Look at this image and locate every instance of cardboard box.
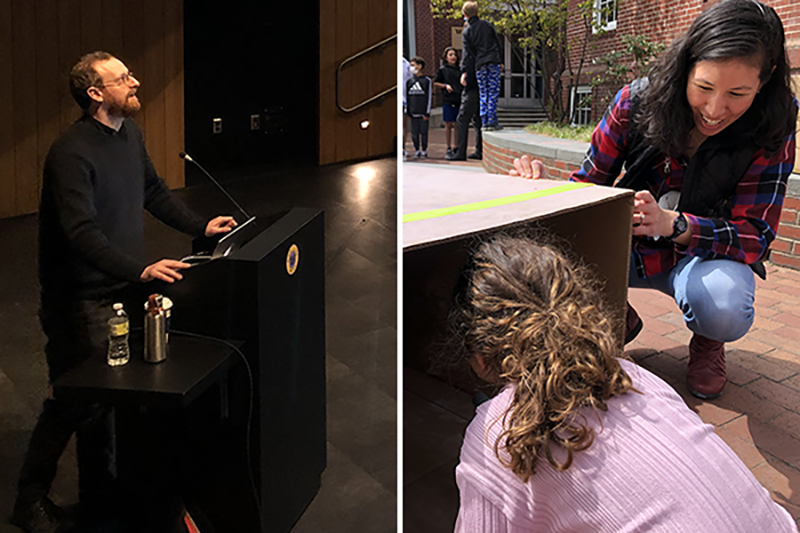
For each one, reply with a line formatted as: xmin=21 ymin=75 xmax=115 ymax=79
xmin=403 ymin=166 xmax=634 ymax=380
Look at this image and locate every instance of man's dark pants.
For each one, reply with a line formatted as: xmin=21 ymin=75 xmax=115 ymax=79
xmin=17 ymin=296 xmax=119 ymax=516
xmin=455 ymin=88 xmax=482 ymax=158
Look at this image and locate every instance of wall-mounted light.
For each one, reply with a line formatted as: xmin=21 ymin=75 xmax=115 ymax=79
xmin=360 ymin=120 xmax=370 ymax=130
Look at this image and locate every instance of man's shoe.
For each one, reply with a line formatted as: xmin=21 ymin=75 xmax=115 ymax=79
xmin=413 ymin=150 xmax=422 ymax=159
xmin=624 ymin=302 xmax=643 ymax=345
xmin=446 ymin=148 xmax=454 ymax=157
xmin=10 ymin=498 xmax=65 ymax=533
xmin=687 ymin=334 xmax=727 ymax=399
xmin=445 ymin=152 xmax=466 ymax=161
xmin=482 ymin=124 xmax=496 ymax=132
xmin=420 ymin=151 xmax=428 ymax=159
xmin=467 ymin=151 xmax=482 ymax=160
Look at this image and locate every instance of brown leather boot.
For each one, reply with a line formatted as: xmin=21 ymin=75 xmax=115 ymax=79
xmin=625 ymin=302 xmax=643 ymax=345
xmin=687 ymin=333 xmax=727 ymax=399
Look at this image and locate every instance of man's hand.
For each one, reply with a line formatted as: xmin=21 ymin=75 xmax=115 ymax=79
xmin=140 ymin=259 xmax=191 ymax=283
xmin=510 ymin=155 xmax=548 ymax=179
xmin=460 ymin=73 xmax=467 ymax=86
xmin=446 ymin=84 xmax=454 ymax=93
xmin=205 ymin=216 xmax=237 ymax=237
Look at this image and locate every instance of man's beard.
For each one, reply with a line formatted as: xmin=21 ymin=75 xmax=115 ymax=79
xmin=108 ymin=93 xmax=141 ymax=117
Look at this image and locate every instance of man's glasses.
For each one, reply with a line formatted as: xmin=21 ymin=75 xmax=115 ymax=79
xmin=101 ymin=71 xmax=136 ymax=88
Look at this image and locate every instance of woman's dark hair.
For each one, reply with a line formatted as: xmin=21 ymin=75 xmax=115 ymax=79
xmin=638 ymin=0 xmax=796 ymax=155
xmin=442 ymin=46 xmax=458 ymax=62
xmin=452 ymin=235 xmax=634 ymax=482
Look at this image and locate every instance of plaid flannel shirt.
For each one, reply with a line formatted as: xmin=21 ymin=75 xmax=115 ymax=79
xmin=571 ymin=84 xmax=797 ymax=279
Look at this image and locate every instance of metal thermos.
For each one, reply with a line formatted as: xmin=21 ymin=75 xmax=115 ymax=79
xmin=144 ymin=294 xmax=168 ymax=363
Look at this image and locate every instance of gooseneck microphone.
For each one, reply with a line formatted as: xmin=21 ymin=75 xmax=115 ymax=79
xmin=179 ymin=151 xmax=252 ymax=222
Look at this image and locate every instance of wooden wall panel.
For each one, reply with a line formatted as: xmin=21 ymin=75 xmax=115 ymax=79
xmin=58 ymin=0 xmax=83 ymax=132
xmin=35 ymin=3 xmax=60 ymax=200
xmin=12 ymin=1 xmax=39 ymax=215
xmin=334 ymin=0 xmax=354 ymax=163
xmin=143 ymin=0 xmax=166 ymax=187
xmin=163 ymin=1 xmax=184 ymax=190
xmin=122 ymin=1 xmax=146 ymax=133
xmin=319 ymin=0 xmax=397 ymax=165
xmin=101 ymin=0 xmax=124 ymax=56
xmin=0 ymin=0 xmax=185 ymax=219
xmin=80 ymin=0 xmax=104 ymax=54
xmin=319 ymin=1 xmax=337 ymax=165
xmin=0 ymin=0 xmax=15 ymax=217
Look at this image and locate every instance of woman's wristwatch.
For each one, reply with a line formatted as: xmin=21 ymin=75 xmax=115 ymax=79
xmin=668 ymin=213 xmax=688 ymax=241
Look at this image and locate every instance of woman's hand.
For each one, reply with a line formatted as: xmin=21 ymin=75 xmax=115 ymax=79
xmin=510 ymin=154 xmax=548 ymax=179
xmin=632 ymin=191 xmax=676 ymax=239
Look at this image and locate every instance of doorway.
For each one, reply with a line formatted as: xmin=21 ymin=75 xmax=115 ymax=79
xmin=498 ymin=36 xmax=541 ymax=108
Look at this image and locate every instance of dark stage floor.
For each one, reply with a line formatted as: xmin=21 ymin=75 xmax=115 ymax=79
xmin=0 ymin=157 xmax=397 ymax=532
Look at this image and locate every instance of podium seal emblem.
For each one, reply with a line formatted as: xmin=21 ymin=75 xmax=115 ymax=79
xmin=286 ymin=244 xmax=299 ymax=275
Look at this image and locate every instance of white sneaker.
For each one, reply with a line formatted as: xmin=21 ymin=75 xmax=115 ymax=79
xmin=420 ymin=151 xmax=428 ymax=159
xmin=414 ymin=150 xmax=422 ymax=159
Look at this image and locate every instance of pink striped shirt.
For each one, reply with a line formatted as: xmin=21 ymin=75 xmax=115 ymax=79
xmin=455 ymin=359 xmax=797 ymax=532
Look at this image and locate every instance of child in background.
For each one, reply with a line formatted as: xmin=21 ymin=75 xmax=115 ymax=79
xmin=405 ymin=57 xmax=432 ymax=159
xmin=433 ymin=47 xmax=462 ymax=157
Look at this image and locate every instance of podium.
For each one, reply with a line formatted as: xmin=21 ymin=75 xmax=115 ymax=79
xmin=161 ymin=207 xmax=326 ymax=533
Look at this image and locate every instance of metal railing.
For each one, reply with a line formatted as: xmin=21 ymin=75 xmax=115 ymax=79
xmin=336 ymin=34 xmax=397 ymax=113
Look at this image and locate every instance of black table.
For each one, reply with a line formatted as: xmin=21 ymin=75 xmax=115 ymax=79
xmin=52 ymin=334 xmax=243 ymax=532
xmin=53 ymin=334 xmax=239 ymax=409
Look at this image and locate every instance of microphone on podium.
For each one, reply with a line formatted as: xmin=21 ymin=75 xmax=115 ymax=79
xmin=179 ymin=151 xmax=252 ymax=223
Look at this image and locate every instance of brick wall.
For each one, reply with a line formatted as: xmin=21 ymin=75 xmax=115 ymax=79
xmin=412 ymin=0 xmax=464 ymax=107
xmin=482 ymin=132 xmax=800 ymax=270
xmin=482 ymin=141 xmax=582 ymax=179
xmin=564 ymin=0 xmax=800 ymax=124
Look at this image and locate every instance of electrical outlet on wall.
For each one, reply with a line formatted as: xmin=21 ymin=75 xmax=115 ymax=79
xmin=213 ymin=118 xmax=223 ymax=134
xmin=250 ymin=114 xmax=260 ymax=131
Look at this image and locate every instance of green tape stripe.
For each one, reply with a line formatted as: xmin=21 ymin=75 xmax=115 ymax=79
xmin=403 ymin=182 xmax=593 ymax=223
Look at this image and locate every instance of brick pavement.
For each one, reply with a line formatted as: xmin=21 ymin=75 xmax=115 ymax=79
xmin=402 ymin=120 xmax=484 ymax=167
xmin=406 ymin=123 xmax=800 ymax=526
xmin=627 ymin=263 xmax=800 ymax=526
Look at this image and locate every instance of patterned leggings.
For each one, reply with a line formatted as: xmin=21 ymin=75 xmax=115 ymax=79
xmin=476 ymin=64 xmax=501 ymax=126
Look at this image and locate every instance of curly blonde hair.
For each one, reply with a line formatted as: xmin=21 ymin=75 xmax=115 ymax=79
xmin=454 ymin=235 xmax=634 ymax=482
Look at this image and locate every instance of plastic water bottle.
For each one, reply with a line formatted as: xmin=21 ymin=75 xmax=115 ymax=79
xmin=107 ymin=302 xmax=130 ymax=366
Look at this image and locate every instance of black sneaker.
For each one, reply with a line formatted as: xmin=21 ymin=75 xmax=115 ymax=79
xmin=467 ymin=152 xmax=482 ymax=160
xmin=445 ymin=152 xmax=466 ymax=161
xmin=10 ymin=498 xmax=66 ymax=533
xmin=445 ymin=148 xmax=454 ymax=157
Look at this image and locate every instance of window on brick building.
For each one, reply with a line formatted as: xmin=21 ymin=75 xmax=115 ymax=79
xmin=570 ymin=86 xmax=592 ymax=126
xmin=594 ymin=0 xmax=617 ymax=32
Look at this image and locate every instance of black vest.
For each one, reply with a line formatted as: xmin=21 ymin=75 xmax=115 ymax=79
xmin=617 ymin=78 xmax=765 ymax=277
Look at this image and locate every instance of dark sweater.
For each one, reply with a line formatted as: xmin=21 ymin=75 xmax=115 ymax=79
xmin=39 ymin=115 xmax=206 ymax=300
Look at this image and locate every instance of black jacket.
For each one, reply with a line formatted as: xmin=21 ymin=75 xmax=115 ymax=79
xmin=434 ymin=63 xmax=463 ymax=106
xmin=405 ymin=76 xmax=432 ymax=117
xmin=461 ymin=16 xmax=503 ymax=72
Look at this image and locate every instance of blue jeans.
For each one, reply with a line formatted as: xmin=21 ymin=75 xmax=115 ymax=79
xmin=629 ymin=255 xmax=755 ymax=342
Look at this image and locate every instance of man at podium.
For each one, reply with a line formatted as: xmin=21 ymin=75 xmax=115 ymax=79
xmin=11 ymin=51 xmax=236 ymax=533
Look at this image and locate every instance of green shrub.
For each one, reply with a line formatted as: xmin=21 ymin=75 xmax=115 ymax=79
xmin=524 ymin=122 xmax=593 ymax=142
